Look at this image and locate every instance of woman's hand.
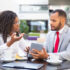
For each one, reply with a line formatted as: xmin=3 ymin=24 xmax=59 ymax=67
xmin=11 ymin=33 xmax=24 ymax=42
xmin=7 ymin=33 xmax=24 ymax=47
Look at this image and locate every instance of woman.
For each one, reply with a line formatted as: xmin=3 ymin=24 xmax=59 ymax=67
xmin=0 ymin=10 xmax=27 ymax=60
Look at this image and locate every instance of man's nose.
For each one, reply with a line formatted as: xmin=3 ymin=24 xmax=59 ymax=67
xmin=50 ymin=21 xmax=53 ymax=25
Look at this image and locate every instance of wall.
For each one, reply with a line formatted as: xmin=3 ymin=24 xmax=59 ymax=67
xmin=0 ymin=0 xmax=18 ymax=14
xmin=0 ymin=0 xmax=49 ymax=20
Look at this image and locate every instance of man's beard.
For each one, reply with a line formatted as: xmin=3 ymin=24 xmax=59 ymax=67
xmin=51 ymin=22 xmax=62 ymax=31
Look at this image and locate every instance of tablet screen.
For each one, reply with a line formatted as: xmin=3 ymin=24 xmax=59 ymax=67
xmin=28 ymin=43 xmax=43 ymax=59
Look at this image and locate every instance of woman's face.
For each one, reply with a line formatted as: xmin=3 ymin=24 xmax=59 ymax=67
xmin=12 ymin=17 xmax=20 ymax=32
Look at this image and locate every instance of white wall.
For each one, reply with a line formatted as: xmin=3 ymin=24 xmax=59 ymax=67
xmin=0 ymin=0 xmax=49 ymax=20
xmin=49 ymin=5 xmax=67 ymax=10
xmin=17 ymin=0 xmax=48 ymax=5
xmin=18 ymin=0 xmax=49 ymax=20
xmin=19 ymin=12 xmax=49 ymax=20
xmin=0 ymin=0 xmax=19 ymax=14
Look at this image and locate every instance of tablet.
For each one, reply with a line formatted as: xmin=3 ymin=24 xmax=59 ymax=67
xmin=28 ymin=43 xmax=43 ymax=59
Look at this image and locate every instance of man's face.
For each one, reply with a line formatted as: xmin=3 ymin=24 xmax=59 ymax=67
xmin=50 ymin=12 xmax=62 ymax=31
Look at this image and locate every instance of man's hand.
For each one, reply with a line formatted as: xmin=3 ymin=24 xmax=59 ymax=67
xmin=30 ymin=48 xmax=49 ymax=59
xmin=24 ymin=47 xmax=30 ymax=53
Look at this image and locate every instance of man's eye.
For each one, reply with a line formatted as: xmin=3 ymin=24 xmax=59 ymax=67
xmin=52 ymin=20 xmax=56 ymax=22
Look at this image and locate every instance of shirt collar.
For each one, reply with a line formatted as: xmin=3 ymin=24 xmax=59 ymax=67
xmin=57 ymin=26 xmax=65 ymax=34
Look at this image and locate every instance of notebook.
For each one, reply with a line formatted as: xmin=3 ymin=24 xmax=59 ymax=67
xmin=2 ymin=62 xmax=44 ymax=69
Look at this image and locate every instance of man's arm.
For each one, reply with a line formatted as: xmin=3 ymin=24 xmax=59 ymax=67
xmin=50 ymin=42 xmax=70 ymax=61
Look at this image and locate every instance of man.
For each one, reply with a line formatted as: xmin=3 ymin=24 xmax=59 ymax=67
xmin=30 ymin=9 xmax=70 ymax=61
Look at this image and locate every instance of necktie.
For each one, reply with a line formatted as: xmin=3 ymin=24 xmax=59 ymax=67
xmin=53 ymin=32 xmax=59 ymax=53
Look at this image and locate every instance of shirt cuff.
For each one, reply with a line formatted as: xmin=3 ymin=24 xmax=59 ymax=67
xmin=0 ymin=43 xmax=9 ymax=50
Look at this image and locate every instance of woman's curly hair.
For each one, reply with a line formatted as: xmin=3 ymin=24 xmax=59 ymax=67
xmin=0 ymin=10 xmax=17 ymax=43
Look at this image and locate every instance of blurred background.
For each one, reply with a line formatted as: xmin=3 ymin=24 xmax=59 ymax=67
xmin=0 ymin=0 xmax=70 ymax=46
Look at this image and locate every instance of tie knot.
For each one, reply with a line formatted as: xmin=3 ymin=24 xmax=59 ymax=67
xmin=56 ymin=32 xmax=59 ymax=35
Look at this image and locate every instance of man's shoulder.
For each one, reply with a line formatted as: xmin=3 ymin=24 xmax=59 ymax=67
xmin=66 ymin=27 xmax=70 ymax=36
xmin=65 ymin=25 xmax=70 ymax=34
xmin=63 ymin=25 xmax=70 ymax=39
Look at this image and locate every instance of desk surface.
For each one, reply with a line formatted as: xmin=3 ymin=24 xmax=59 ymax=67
xmin=0 ymin=60 xmax=70 ymax=70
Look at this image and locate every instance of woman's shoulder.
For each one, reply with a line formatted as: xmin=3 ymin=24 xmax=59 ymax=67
xmin=0 ymin=33 xmax=2 ymax=36
xmin=0 ymin=34 xmax=3 ymax=39
xmin=0 ymin=34 xmax=4 ymax=45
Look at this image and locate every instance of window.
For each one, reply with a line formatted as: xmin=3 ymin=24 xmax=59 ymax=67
xmin=19 ymin=5 xmax=48 ymax=13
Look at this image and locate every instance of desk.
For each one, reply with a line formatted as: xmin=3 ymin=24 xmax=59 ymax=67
xmin=0 ymin=60 xmax=70 ymax=70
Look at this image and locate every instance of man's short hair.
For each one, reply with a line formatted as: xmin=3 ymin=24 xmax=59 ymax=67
xmin=52 ymin=9 xmax=67 ymax=19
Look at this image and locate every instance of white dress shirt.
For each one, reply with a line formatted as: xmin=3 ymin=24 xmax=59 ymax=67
xmin=0 ymin=34 xmax=27 ymax=60
xmin=54 ymin=26 xmax=65 ymax=50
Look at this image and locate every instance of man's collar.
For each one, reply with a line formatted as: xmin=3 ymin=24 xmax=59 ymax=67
xmin=57 ymin=26 xmax=65 ymax=34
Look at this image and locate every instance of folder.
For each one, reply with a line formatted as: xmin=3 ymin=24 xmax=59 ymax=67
xmin=2 ymin=62 xmax=44 ymax=69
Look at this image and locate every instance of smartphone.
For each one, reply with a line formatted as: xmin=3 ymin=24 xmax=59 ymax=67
xmin=23 ymin=34 xmax=28 ymax=39
xmin=16 ymin=32 xmax=19 ymax=36
xmin=28 ymin=43 xmax=43 ymax=59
